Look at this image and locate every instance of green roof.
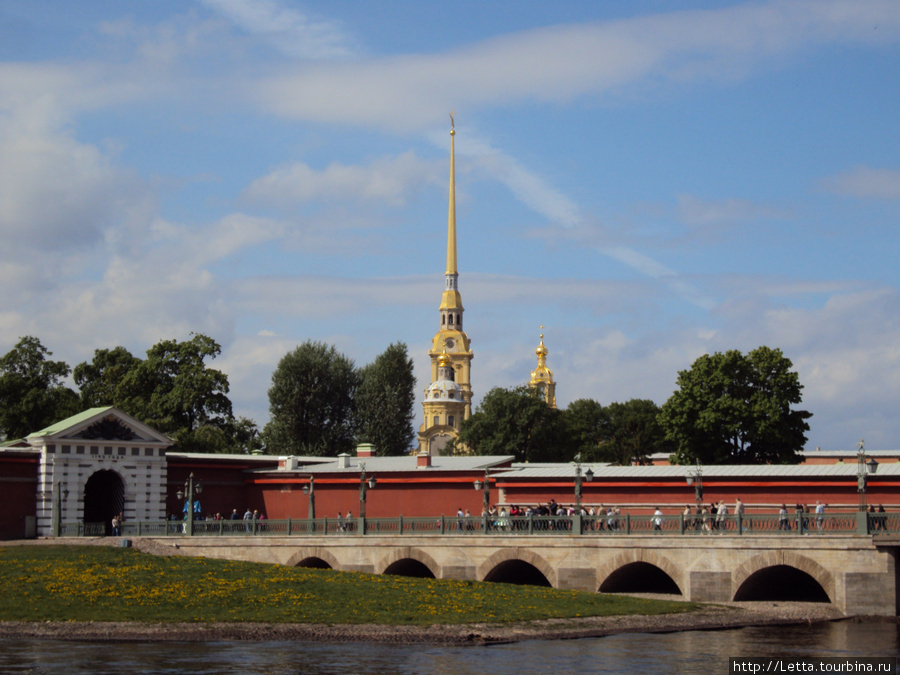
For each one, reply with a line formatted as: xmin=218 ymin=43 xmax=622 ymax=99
xmin=28 ymin=407 xmax=116 ymax=438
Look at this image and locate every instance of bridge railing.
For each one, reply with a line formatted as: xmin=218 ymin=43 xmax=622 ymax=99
xmin=59 ymin=522 xmax=106 ymax=537
xmin=868 ymin=511 xmax=895 ymax=533
xmin=59 ymin=511 xmax=888 ymax=538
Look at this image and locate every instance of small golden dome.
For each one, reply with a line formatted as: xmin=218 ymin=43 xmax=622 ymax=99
xmin=535 ymin=331 xmax=549 ymax=358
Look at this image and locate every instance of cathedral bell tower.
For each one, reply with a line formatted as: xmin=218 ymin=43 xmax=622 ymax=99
xmin=529 ymin=328 xmax=557 ymax=408
xmin=417 ymin=114 xmax=474 ymax=455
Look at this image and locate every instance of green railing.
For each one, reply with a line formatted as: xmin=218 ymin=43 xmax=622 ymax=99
xmin=59 ymin=512 xmax=895 ymax=538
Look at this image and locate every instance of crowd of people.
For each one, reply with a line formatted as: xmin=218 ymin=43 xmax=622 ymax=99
xmin=158 ymin=501 xmax=890 ymax=535
xmin=445 ymin=499 xmax=893 ymax=535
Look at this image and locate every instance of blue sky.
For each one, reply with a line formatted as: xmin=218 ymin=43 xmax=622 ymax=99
xmin=1 ymin=0 xmax=898 ymax=451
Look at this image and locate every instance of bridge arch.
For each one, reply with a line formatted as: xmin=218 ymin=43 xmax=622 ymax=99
xmin=477 ymin=548 xmax=556 ymax=587
xmin=285 ymin=547 xmax=340 ymax=570
xmin=597 ymin=550 xmax=684 ymax=595
xmin=375 ymin=548 xmax=439 ymax=579
xmin=733 ymin=552 xmax=834 ymax=603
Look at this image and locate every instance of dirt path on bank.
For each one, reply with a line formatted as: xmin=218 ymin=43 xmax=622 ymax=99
xmin=0 ymin=602 xmax=846 ymax=644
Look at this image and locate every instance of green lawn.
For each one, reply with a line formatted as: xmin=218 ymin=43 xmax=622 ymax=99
xmin=0 ymin=546 xmax=697 ymax=625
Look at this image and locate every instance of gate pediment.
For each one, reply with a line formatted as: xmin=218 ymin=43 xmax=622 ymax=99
xmin=27 ymin=406 xmax=172 ymax=448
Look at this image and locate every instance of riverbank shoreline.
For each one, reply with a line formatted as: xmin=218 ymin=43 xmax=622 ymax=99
xmin=0 ymin=601 xmax=849 ymax=644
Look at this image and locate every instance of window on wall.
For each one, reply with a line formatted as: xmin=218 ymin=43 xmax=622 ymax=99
xmin=433 ymin=416 xmax=439 ymax=427
xmin=448 ymin=415 xmax=455 ymax=428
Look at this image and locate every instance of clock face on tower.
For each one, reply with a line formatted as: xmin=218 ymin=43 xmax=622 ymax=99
xmin=444 ymin=338 xmax=455 ymax=350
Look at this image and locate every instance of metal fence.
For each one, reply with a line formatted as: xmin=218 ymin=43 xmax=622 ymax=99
xmin=59 ymin=512 xmax=895 ymax=538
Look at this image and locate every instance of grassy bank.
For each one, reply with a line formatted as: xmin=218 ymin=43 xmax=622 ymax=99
xmin=0 ymin=546 xmax=696 ymax=625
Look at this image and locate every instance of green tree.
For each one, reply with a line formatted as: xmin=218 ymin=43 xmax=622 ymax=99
xmin=121 ymin=333 xmax=234 ymax=450
xmin=263 ymin=341 xmax=360 ymax=456
xmin=562 ymin=398 xmax=608 ymax=461
xmin=228 ymin=416 xmax=265 ymax=454
xmin=599 ymin=399 xmax=669 ymax=465
xmin=454 ymin=386 xmax=567 ymax=463
xmin=135 ymin=333 xmax=233 ymax=437
xmin=356 ymin=342 xmax=416 ymax=456
xmin=73 ymin=334 xmax=235 ymax=452
xmin=659 ymin=346 xmax=812 ymax=465
xmin=166 ymin=416 xmax=263 ymax=455
xmin=0 ymin=337 xmax=79 ymax=440
xmin=72 ymin=346 xmax=141 ymax=409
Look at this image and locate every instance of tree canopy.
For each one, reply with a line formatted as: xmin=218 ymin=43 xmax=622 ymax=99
xmin=0 ymin=337 xmax=79 ymax=440
xmin=658 ymin=346 xmax=812 ymax=465
xmin=356 ymin=342 xmax=416 ymax=456
xmin=563 ymin=398 xmax=608 ymax=460
xmin=263 ymin=341 xmax=361 ymax=456
xmin=454 ymin=386 xmax=567 ymax=463
xmin=73 ymin=346 xmax=141 ymax=409
xmin=598 ymin=399 xmax=669 ymax=465
xmin=72 ymin=334 xmax=241 ymax=453
xmin=561 ymin=398 xmax=669 ymax=465
xmin=135 ymin=334 xmax=233 ymax=438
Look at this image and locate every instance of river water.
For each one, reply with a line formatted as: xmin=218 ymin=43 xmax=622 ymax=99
xmin=0 ymin=621 xmax=896 ymax=674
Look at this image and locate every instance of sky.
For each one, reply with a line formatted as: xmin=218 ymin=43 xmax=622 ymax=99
xmin=1 ymin=0 xmax=898 ymax=451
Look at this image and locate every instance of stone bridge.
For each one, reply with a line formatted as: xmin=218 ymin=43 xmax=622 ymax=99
xmin=135 ymin=533 xmax=899 ymax=616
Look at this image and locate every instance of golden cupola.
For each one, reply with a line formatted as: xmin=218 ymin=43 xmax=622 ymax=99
xmin=529 ymin=328 xmax=557 ymax=408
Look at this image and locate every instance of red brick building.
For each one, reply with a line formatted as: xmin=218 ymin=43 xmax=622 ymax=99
xmin=2 ymin=407 xmax=897 ymax=539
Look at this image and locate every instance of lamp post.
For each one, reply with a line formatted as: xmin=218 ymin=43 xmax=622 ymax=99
xmin=301 ymin=476 xmax=316 ymax=520
xmin=51 ymin=481 xmax=69 ymax=537
xmin=685 ymin=459 xmax=703 ymax=506
xmin=573 ymin=454 xmax=594 ymax=511
xmin=176 ymin=473 xmax=202 ymax=536
xmin=473 ymin=470 xmax=490 ymax=512
xmin=857 ymin=439 xmax=878 ymax=512
xmin=359 ymin=463 xmax=376 ymax=521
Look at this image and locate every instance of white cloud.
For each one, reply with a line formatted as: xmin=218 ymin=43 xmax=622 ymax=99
xmin=233 ymin=274 xmax=435 ymax=318
xmin=0 ymin=120 xmax=148 ymax=253
xmin=598 ymin=246 xmax=716 ymax=310
xmin=197 ymin=0 xmax=356 ymax=59
xmin=677 ymin=194 xmax=789 ymax=228
xmin=256 ymin=0 xmax=900 ymax=130
xmin=218 ymin=332 xmax=297 ymax=421
xmin=542 ymin=285 xmax=900 ymax=450
xmin=465 ymin=274 xmax=645 ymax=311
xmin=0 ymin=211 xmax=288 ymax=364
xmin=713 ymin=286 xmax=900 ymax=449
xmin=186 ymin=213 xmax=286 ymax=264
xmin=0 ymin=65 xmax=158 ymax=263
xmin=243 ymin=151 xmax=439 ymax=207
xmin=823 ymin=166 xmax=900 ymax=200
xmin=458 ymin=133 xmax=583 ymax=229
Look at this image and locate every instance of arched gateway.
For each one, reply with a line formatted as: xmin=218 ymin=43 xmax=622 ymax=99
xmin=83 ymin=470 xmax=125 ymax=535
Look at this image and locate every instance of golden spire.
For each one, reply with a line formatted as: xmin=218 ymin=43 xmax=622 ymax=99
xmin=446 ymin=111 xmax=457 ymax=276
xmin=439 ymin=112 xmax=463 ymax=314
